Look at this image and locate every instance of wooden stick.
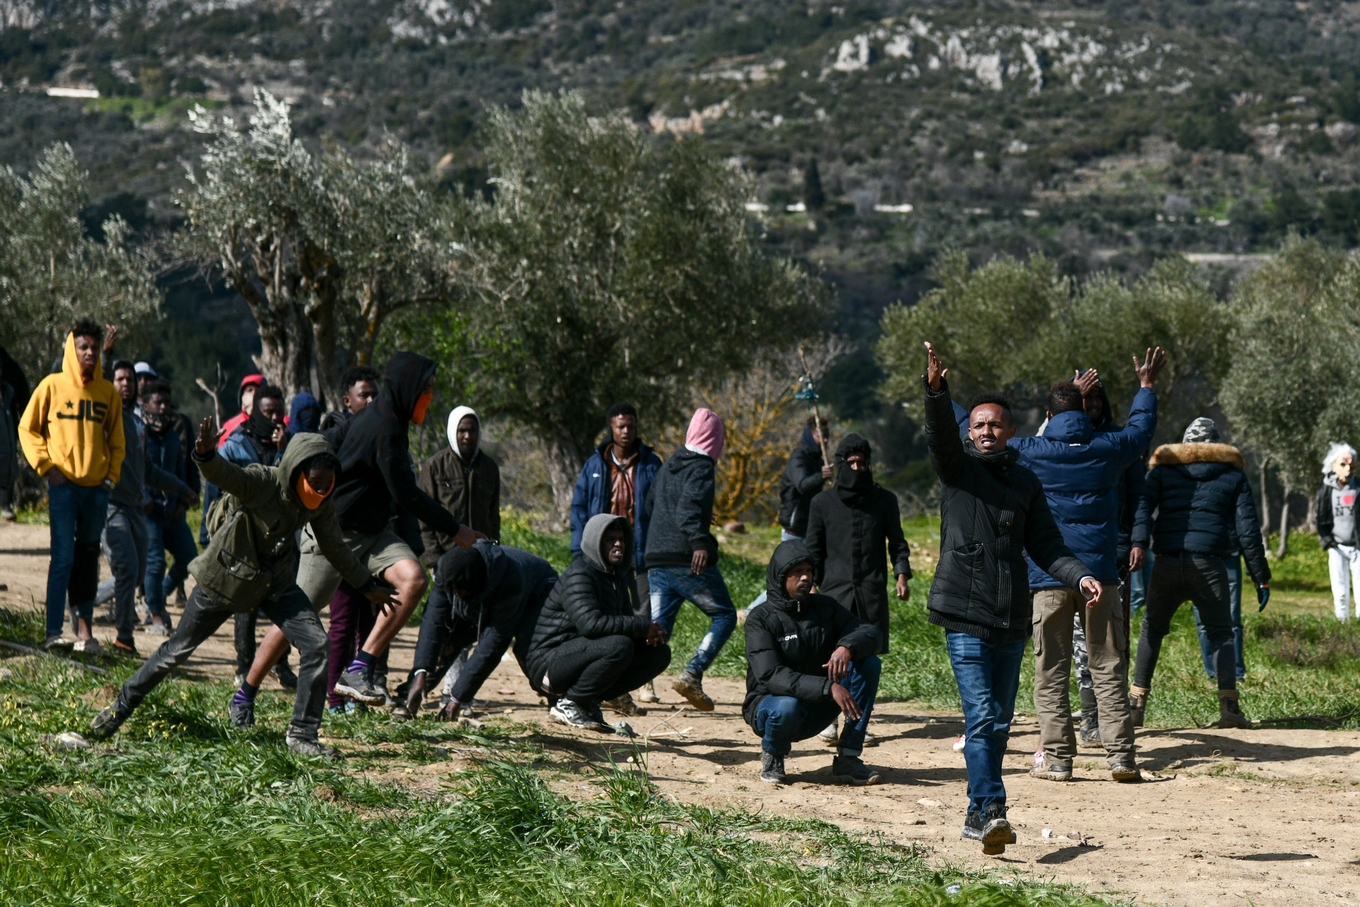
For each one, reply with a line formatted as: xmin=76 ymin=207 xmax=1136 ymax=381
xmin=797 ymin=345 xmax=831 ymax=467
xmin=0 ymin=638 xmax=107 ymax=674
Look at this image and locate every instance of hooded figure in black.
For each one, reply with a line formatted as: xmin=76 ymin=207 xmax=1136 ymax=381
xmin=398 ymin=540 xmax=558 ymax=720
xmin=777 ymin=420 xmax=830 ymax=537
xmin=526 ymin=513 xmax=671 ymax=733
xmin=743 ymin=540 xmax=883 ymax=785
xmin=803 ymin=434 xmax=912 ymax=654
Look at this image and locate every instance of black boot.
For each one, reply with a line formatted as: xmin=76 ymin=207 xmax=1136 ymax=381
xmin=1078 ymin=686 xmax=1102 ymax=747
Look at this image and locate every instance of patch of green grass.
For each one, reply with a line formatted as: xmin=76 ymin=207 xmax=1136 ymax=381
xmin=0 ymin=641 xmax=1115 ymax=906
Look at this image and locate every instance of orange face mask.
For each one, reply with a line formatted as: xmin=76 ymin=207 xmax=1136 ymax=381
xmin=412 ymin=390 xmax=434 ymax=425
xmin=295 ymin=473 xmax=333 ymax=510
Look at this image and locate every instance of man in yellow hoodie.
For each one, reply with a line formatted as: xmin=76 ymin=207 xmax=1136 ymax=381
xmin=19 ymin=320 xmax=125 ymax=651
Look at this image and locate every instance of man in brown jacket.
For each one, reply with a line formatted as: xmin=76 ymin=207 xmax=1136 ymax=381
xmin=403 ymin=405 xmax=501 ymax=715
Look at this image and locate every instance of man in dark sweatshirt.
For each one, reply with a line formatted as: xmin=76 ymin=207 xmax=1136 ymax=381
xmin=645 ymin=407 xmax=736 ymax=712
xmin=777 ymin=416 xmax=832 ymax=540
xmin=743 ymin=540 xmax=883 ymax=786
xmin=244 ymin=352 xmax=479 ymax=708
xmin=398 ymin=540 xmax=557 ymax=720
xmin=923 ymin=342 xmax=1100 ymax=855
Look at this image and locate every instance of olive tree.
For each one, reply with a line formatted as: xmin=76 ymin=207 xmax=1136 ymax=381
xmin=440 ymin=90 xmax=830 ymax=513
xmin=0 ymin=143 xmax=160 ymax=381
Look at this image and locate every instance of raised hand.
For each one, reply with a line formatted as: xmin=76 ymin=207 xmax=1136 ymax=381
xmin=1074 ymin=368 xmax=1101 ymax=398
xmin=195 ymin=415 xmax=220 ymax=456
xmin=1134 ymin=347 xmax=1166 ymax=388
xmin=102 ymin=325 xmax=119 ymax=354
xmin=923 ymin=342 xmax=948 ymax=391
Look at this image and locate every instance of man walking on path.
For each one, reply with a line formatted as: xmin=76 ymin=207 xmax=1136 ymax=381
xmin=1130 ymin=417 xmax=1271 ymax=729
xmin=19 ymin=321 xmax=125 ymax=651
xmin=100 ymin=362 xmax=194 ymax=655
xmin=569 ymin=402 xmax=662 ymax=708
xmin=646 ymin=407 xmax=737 ymax=712
xmin=743 ymin=540 xmax=883 ymax=786
xmin=245 ymin=352 xmax=479 ymax=708
xmin=1317 ymin=442 xmax=1360 ymax=622
xmin=1001 ymin=352 xmax=1162 ymax=784
xmin=90 ymin=417 xmax=397 ymax=757
xmin=923 ymin=342 xmax=1101 ymax=855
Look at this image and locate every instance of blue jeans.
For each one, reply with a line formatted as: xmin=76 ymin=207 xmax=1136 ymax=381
xmin=1194 ymin=556 xmax=1245 ymax=680
xmin=649 ymin=564 xmax=737 ymax=677
xmin=145 ymin=512 xmax=198 ymax=617
xmin=1129 ymin=550 xmax=1154 ymax=614
xmin=946 ymin=631 xmax=1027 ymax=813
xmin=46 ymin=481 xmax=110 ymax=636
xmin=752 ymin=656 xmax=881 ymax=757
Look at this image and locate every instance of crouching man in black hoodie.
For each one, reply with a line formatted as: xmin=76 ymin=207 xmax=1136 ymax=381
xmin=743 ymin=540 xmax=883 ymax=787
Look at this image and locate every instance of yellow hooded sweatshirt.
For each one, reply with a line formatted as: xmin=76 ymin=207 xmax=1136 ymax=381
xmin=19 ymin=332 xmax=125 ymax=486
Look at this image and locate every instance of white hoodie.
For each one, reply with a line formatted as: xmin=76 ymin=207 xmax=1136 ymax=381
xmin=446 ymin=406 xmax=480 ymax=461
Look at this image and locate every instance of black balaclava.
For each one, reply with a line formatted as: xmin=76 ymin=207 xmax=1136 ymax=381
xmin=438 ymin=547 xmax=489 ymax=599
xmin=246 ymin=397 xmax=282 ymax=447
xmin=834 ymin=433 xmax=874 ymax=504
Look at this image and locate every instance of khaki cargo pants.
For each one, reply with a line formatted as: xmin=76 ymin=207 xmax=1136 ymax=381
xmin=1032 ymin=584 xmax=1135 ymax=765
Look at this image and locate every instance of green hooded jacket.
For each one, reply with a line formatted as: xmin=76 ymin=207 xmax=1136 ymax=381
xmin=190 ymin=431 xmax=372 ymax=611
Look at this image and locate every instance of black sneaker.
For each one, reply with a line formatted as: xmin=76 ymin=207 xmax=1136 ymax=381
xmin=760 ymin=751 xmax=787 ymax=784
xmin=549 ymin=698 xmax=606 ymax=730
xmin=831 ymin=754 xmax=882 ymax=786
xmin=90 ymin=697 xmax=132 ymax=739
xmin=228 ymin=698 xmax=255 ymax=728
xmin=979 ymin=803 xmax=1016 ymax=855
xmin=286 ymin=735 xmax=343 ymax=759
xmin=333 ymin=666 xmax=387 ymax=706
xmin=272 ymin=661 xmax=298 ymax=692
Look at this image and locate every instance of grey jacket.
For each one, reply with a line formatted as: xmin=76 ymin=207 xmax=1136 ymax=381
xmin=110 ymin=407 xmax=191 ymax=512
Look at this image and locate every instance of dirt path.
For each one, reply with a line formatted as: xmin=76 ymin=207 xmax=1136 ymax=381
xmin=4 ymin=521 xmax=1359 ymax=906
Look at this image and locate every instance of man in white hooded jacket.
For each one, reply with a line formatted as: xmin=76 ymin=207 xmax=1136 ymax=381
xmin=1317 ymin=442 xmax=1360 ymax=622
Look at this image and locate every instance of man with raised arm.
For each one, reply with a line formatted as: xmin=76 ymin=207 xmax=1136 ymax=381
xmin=922 ymin=342 xmax=1101 ymax=856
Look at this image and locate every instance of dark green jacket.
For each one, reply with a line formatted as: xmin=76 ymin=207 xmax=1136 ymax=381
xmin=191 ymin=432 xmax=372 ymax=611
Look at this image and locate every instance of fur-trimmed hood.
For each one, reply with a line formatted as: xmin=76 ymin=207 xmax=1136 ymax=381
xmin=1149 ymin=442 xmax=1245 ymax=471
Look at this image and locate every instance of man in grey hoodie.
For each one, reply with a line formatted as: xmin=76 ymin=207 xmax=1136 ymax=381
xmin=1317 ymin=442 xmax=1360 ymax=621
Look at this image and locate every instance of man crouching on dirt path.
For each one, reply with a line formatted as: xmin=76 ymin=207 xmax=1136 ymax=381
xmin=922 ymin=342 xmax=1102 ymax=856
xmin=743 ymin=539 xmax=883 ymax=787
xmin=88 ymin=416 xmax=398 ymax=758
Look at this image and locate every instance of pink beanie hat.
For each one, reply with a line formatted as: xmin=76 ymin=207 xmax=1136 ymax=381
xmin=684 ymin=407 xmax=725 ymax=461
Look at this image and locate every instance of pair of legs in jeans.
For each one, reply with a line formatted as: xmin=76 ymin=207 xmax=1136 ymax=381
xmin=145 ymin=512 xmax=197 ymax=624
xmin=649 ymin=565 xmax=737 ymax=678
xmin=947 ymin=631 xmax=1025 ymax=813
xmin=45 ymin=482 xmax=110 ymax=639
xmin=111 ymin=584 xmax=330 ymax=740
xmin=1135 ymin=552 xmax=1237 ymax=694
xmin=751 ymin=655 xmax=881 ymax=759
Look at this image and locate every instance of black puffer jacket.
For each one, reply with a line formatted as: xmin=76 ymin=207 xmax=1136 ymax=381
xmin=329 ymin=352 xmax=461 ymax=538
xmin=742 ymin=540 xmax=881 ymax=726
xmin=644 ymin=448 xmax=718 ymax=568
xmin=777 ymin=428 xmax=825 ymax=536
xmin=1131 ymin=442 xmax=1271 ymax=585
xmin=525 ymin=514 xmax=649 ymax=689
xmin=924 ymin=380 xmax=1090 ymax=639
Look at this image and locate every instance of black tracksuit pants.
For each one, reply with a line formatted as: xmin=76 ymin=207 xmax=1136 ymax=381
xmin=1134 ymin=552 xmax=1236 ymax=693
xmin=540 ymin=636 xmax=671 ymax=702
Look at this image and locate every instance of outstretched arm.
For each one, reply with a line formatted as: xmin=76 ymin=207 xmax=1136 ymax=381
xmin=923 ymin=343 xmax=966 ymax=486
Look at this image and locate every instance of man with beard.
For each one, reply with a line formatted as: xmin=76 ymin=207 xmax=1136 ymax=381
xmin=803 ymin=433 xmax=910 ymax=744
xmin=743 ymin=540 xmax=883 ymax=786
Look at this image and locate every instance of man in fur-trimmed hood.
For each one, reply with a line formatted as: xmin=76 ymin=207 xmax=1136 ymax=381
xmin=1129 ymin=416 xmax=1270 ymax=730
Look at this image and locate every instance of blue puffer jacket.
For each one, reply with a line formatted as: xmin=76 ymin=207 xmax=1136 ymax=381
xmin=952 ymin=387 xmax=1156 ymax=586
xmin=1131 ymin=442 xmax=1271 ymax=585
xmin=569 ymin=440 xmax=662 ymax=569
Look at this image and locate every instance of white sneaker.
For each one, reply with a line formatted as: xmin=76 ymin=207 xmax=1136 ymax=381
xmin=636 ymin=681 xmax=661 ymax=704
xmin=819 ymin=719 xmax=840 ymax=745
xmin=953 ymin=734 xmax=967 ymax=752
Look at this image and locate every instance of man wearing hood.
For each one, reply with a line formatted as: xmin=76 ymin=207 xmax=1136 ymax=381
xmin=526 ymin=513 xmax=670 ymax=732
xmin=288 ymin=392 xmax=322 ymax=438
xmin=923 ymin=343 xmax=1101 ymax=855
xmin=1131 ymin=417 xmax=1271 ymax=730
xmin=569 ymin=402 xmax=663 ymax=710
xmin=995 ymin=357 xmax=1161 ymax=785
xmin=645 ymin=407 xmax=737 ymax=712
xmin=217 ymin=374 xmax=263 ymax=447
xmin=396 ymin=540 xmax=557 ymax=720
xmin=743 ymin=540 xmax=884 ymax=786
xmin=778 ymin=417 xmax=833 ymax=539
xmin=248 ymin=352 xmax=479 ymax=707
xmin=1317 ymin=442 xmax=1360 ymax=622
xmin=19 ymin=321 xmax=126 ymax=650
xmin=201 ymin=383 xmax=296 ymax=687
xmin=89 ymin=417 xmax=398 ymax=757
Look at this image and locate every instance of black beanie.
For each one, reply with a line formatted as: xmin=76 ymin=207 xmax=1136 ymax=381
xmin=438 ymin=547 xmax=488 ymax=599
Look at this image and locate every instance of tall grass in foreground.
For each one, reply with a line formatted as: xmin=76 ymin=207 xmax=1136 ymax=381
xmin=0 ymin=643 xmax=1114 ymax=907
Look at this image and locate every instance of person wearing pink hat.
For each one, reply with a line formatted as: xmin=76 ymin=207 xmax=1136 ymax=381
xmin=644 ymin=407 xmax=737 ymax=711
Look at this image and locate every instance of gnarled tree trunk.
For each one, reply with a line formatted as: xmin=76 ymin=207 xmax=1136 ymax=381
xmin=1275 ymin=481 xmax=1292 ymax=559
xmin=543 ymin=430 xmax=585 ymax=527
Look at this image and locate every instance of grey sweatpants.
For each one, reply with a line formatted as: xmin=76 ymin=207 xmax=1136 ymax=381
xmin=101 ymin=502 xmax=149 ymax=645
xmin=118 ymin=583 xmax=330 ymax=739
